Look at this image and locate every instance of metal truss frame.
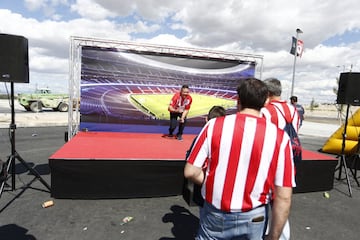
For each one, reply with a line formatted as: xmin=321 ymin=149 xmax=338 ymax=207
xmin=68 ymin=36 xmax=264 ymax=139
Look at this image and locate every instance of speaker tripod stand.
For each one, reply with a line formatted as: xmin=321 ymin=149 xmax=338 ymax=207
xmin=336 ymin=104 xmax=358 ymax=197
xmin=0 ymin=82 xmax=51 ymax=198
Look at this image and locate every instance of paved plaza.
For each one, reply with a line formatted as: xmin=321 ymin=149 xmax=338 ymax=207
xmin=0 ymin=100 xmax=359 ymax=240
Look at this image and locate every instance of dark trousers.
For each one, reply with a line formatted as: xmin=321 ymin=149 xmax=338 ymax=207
xmin=169 ymin=112 xmax=187 ymax=136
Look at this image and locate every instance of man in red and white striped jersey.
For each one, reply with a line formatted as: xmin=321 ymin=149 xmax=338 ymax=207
xmin=184 ymin=78 xmax=295 ymax=240
xmin=261 ymin=78 xmax=300 ymax=132
xmin=261 ymin=78 xmax=299 ymax=240
xmin=167 ymin=85 xmax=192 ymax=141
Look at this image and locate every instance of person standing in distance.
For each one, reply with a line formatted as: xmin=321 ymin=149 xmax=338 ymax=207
xmin=184 ymin=78 xmax=295 ymax=240
xmin=167 ymin=85 xmax=192 ymax=141
xmin=290 ymin=96 xmax=305 ymax=127
xmin=261 ymin=78 xmax=300 ymax=132
xmin=261 ymin=78 xmax=300 ymax=240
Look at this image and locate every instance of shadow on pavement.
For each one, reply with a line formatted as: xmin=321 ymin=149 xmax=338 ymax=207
xmin=8 ymin=162 xmax=50 ymax=175
xmin=0 ymin=224 xmax=37 ymax=240
xmin=33 ymin=163 xmax=51 ymax=175
xmin=159 ymin=205 xmax=199 ymax=240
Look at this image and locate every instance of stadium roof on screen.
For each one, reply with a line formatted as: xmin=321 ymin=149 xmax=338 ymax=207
xmin=70 ymin=36 xmax=263 ymax=72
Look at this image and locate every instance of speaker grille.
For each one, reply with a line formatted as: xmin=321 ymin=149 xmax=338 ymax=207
xmin=336 ymin=72 xmax=360 ymax=106
xmin=0 ymin=33 xmax=29 ymax=83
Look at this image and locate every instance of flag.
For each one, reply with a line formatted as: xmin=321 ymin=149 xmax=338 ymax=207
xmin=290 ymin=36 xmax=304 ymax=57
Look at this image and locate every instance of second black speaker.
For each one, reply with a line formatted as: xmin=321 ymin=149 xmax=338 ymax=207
xmin=336 ymin=72 xmax=360 ymax=105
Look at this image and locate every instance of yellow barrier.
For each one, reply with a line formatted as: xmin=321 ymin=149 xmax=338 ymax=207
xmin=321 ymin=108 xmax=360 ymax=155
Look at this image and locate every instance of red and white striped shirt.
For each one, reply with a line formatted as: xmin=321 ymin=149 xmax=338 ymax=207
xmin=261 ymin=100 xmax=300 ymax=132
xmin=169 ymin=92 xmax=192 ymax=112
xmin=187 ymin=113 xmax=295 ymax=213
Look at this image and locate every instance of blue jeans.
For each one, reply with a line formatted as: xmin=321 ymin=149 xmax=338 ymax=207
xmin=196 ymin=202 xmax=268 ymax=240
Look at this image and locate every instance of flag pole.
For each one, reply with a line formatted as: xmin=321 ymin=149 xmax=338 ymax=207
xmin=290 ymin=28 xmax=303 ymax=97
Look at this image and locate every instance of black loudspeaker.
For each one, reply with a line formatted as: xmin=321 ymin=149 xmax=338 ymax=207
xmin=336 ymin=72 xmax=360 ymax=106
xmin=0 ymin=33 xmax=29 ymax=83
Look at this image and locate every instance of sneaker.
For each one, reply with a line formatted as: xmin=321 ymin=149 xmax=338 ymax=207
xmin=177 ymin=135 xmax=183 ymax=141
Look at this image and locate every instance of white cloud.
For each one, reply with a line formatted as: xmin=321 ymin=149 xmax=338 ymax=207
xmin=123 ymin=20 xmax=161 ymax=34
xmin=137 ymin=34 xmax=192 ymax=48
xmin=92 ymin=0 xmax=182 ymax=22
xmin=171 ymin=0 xmax=360 ymax=50
xmin=29 ymin=47 xmax=68 ymax=73
xmin=70 ymin=0 xmax=117 ymax=20
xmin=2 ymin=0 xmax=360 ymax=104
xmin=25 ymin=0 xmax=69 ymax=19
xmin=24 ymin=0 xmax=47 ymax=11
xmin=0 ymin=9 xmax=131 ymax=93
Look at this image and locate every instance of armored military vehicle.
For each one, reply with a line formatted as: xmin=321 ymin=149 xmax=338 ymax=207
xmin=18 ymin=88 xmax=69 ymax=112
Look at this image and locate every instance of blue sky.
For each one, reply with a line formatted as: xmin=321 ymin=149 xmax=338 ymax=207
xmin=323 ymin=29 xmax=360 ymax=46
xmin=1 ymin=0 xmax=360 ymax=104
xmin=1 ymin=0 xmax=75 ymax=21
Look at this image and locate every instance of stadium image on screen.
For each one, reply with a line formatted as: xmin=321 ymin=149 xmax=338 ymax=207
xmin=79 ymin=46 xmax=257 ymax=133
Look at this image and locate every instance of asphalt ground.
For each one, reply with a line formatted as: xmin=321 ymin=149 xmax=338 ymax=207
xmin=0 ymin=101 xmax=359 ymax=239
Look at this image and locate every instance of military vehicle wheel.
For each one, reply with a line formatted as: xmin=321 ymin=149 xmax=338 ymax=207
xmin=30 ymin=102 xmax=43 ymax=112
xmin=58 ymin=102 xmax=69 ymax=112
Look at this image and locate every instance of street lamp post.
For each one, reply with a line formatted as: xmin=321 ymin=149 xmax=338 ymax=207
xmin=290 ymin=28 xmax=303 ymax=97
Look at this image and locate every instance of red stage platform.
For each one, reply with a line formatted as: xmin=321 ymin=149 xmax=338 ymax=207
xmin=49 ymin=132 xmax=338 ymax=199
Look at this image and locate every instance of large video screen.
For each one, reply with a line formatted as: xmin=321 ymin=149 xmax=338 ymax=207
xmin=79 ymin=46 xmax=256 ymax=134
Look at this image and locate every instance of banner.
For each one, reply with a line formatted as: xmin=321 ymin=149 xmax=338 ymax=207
xmin=290 ymin=36 xmax=304 ymax=57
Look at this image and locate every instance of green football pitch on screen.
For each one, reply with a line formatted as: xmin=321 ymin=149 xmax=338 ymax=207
xmin=130 ymin=94 xmax=236 ymax=120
